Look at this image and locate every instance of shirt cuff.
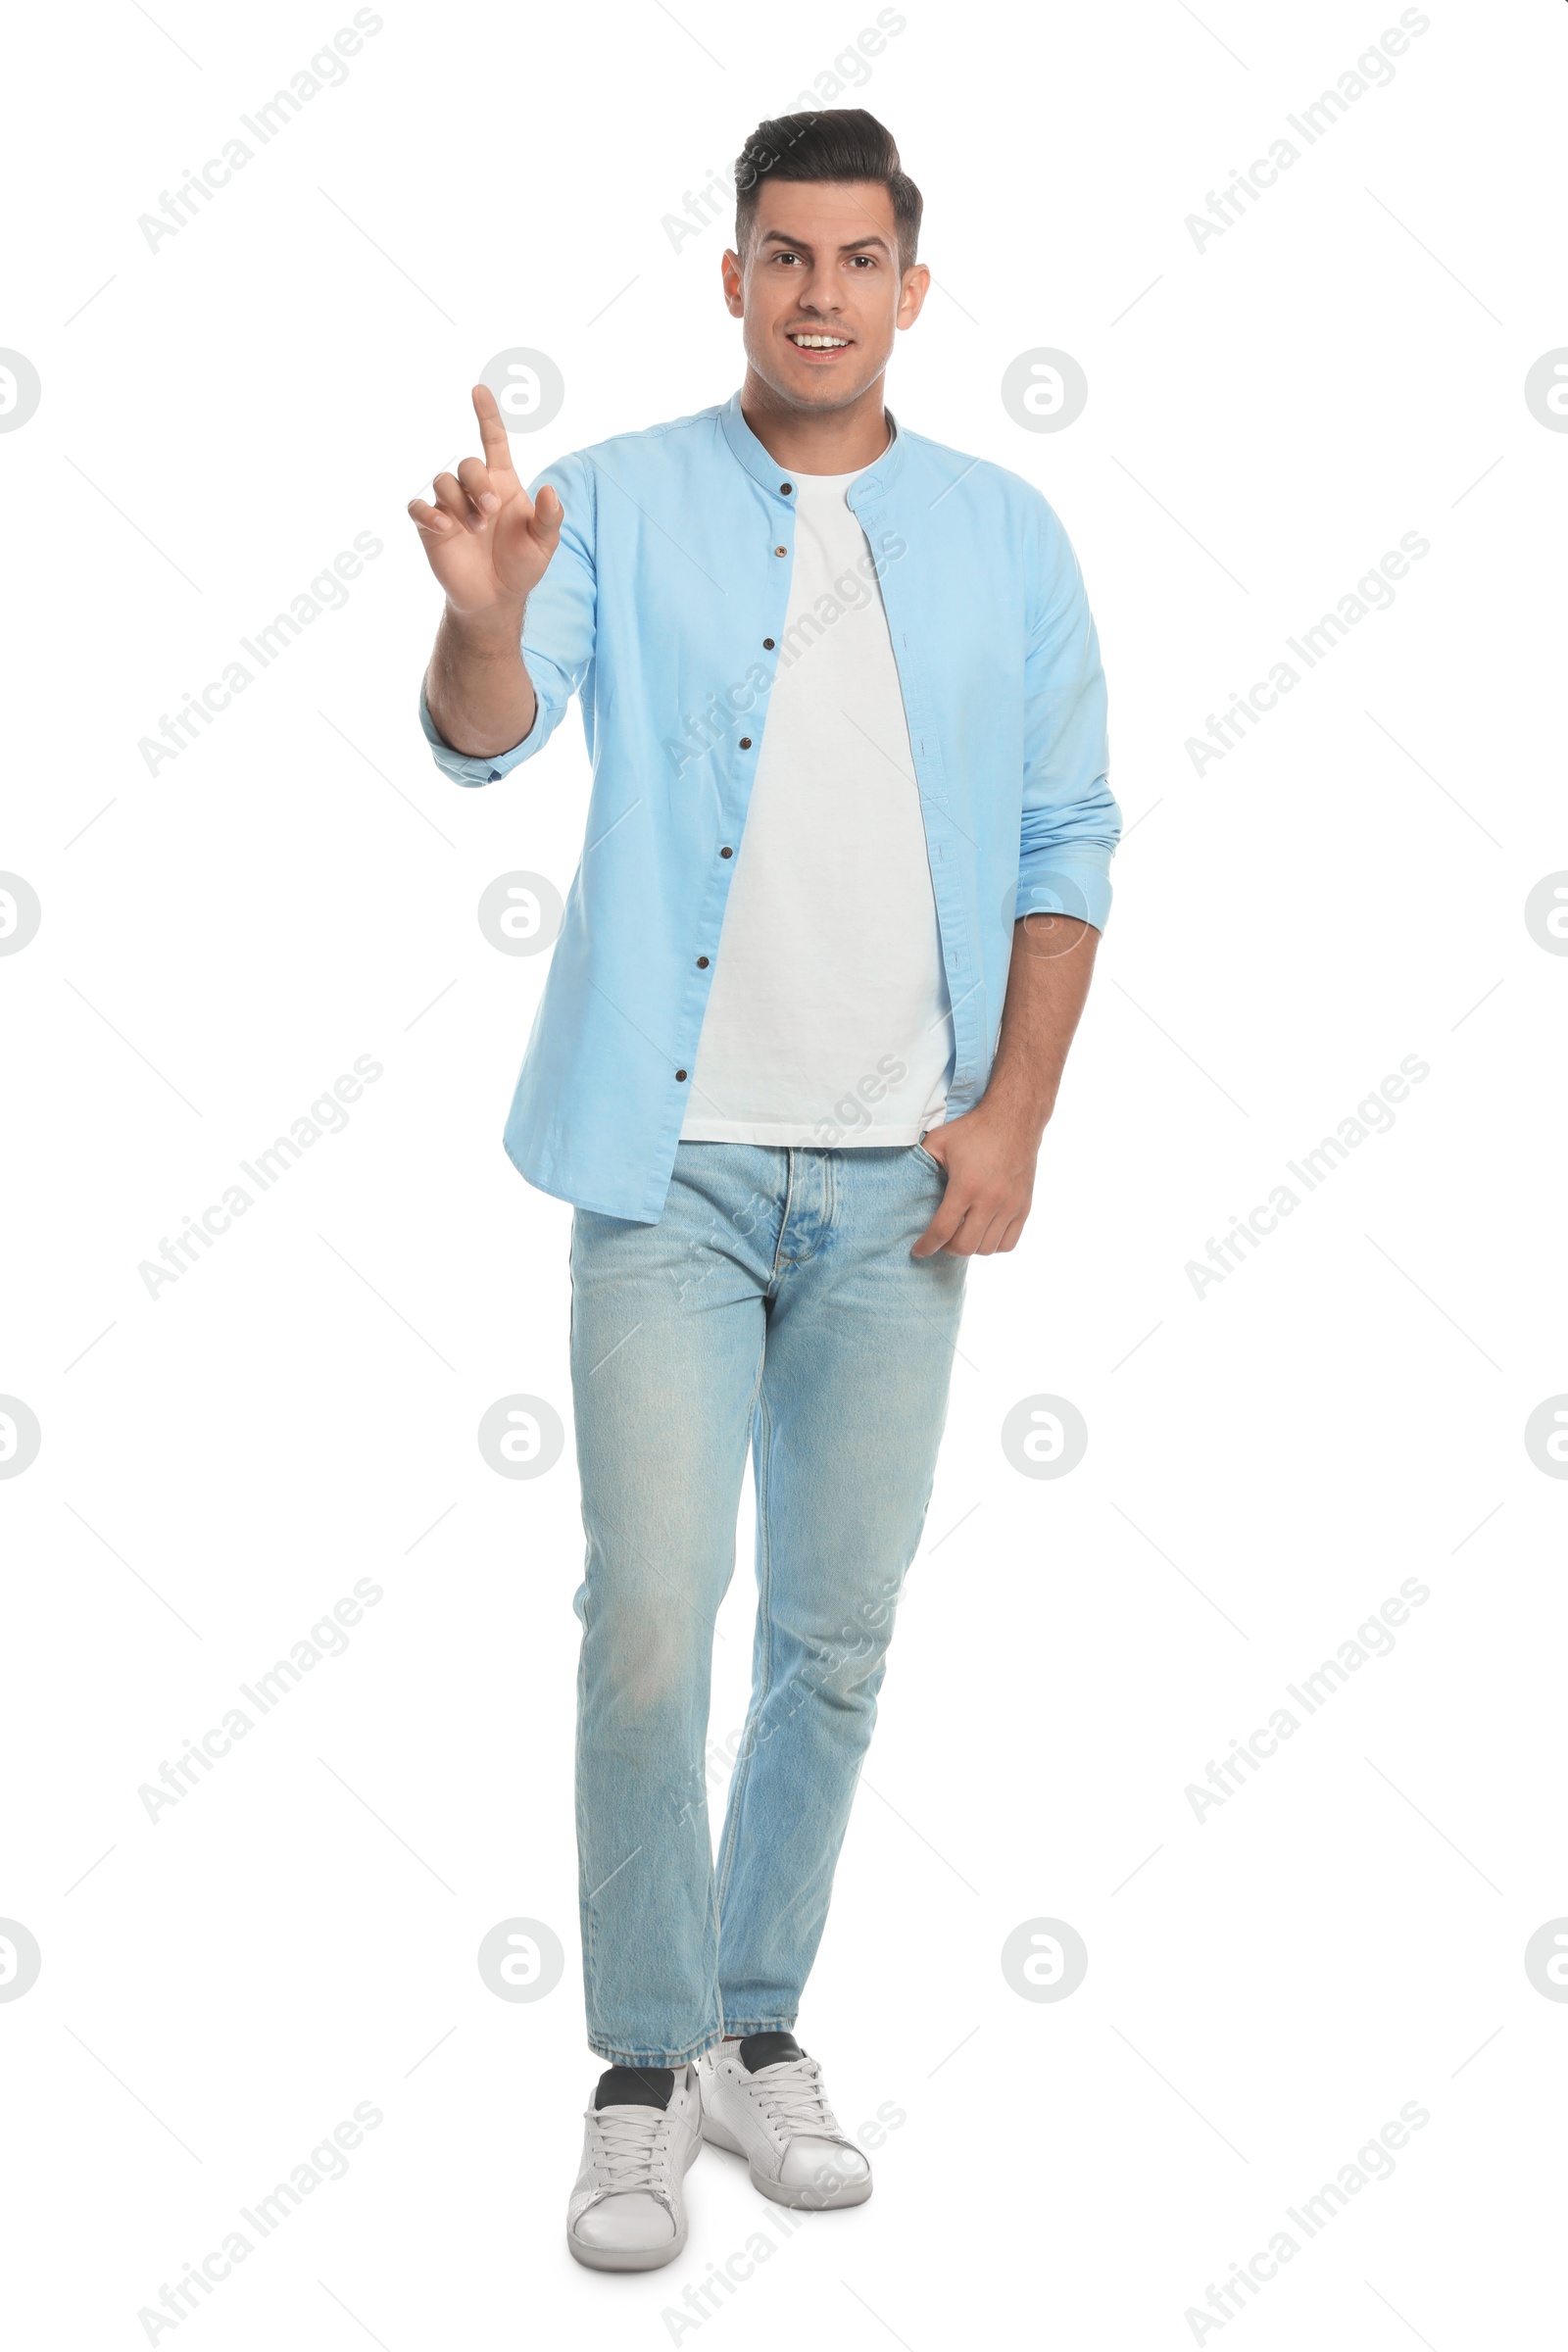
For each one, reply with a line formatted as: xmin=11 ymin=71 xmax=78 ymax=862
xmin=1016 ymin=856 xmax=1113 ymax=934
xmin=417 ymin=682 xmax=536 ymax=788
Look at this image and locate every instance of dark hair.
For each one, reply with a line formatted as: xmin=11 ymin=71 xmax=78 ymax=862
xmin=733 ymin=109 xmax=922 ymax=273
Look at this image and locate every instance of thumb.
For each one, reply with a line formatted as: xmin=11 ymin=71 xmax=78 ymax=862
xmin=530 ymin=482 xmax=564 ymax=548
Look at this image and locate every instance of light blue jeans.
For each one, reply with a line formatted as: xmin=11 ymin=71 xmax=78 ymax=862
xmin=567 ymin=1142 xmax=967 ymax=2065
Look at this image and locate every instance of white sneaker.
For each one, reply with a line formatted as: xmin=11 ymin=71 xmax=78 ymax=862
xmin=565 ymin=2062 xmax=704 ymax=2271
xmin=696 ymin=2033 xmax=871 ymax=2210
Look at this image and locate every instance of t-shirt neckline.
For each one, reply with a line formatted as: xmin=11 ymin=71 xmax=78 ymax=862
xmin=784 ymin=425 xmax=896 ymax=489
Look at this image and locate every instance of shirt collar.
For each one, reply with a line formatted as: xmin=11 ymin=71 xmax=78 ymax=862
xmin=719 ymin=388 xmax=905 ymax=506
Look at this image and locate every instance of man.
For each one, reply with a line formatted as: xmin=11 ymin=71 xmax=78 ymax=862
xmin=411 ymin=109 xmax=1120 ymax=2270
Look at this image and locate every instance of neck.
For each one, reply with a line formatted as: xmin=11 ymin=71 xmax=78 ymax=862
xmin=739 ymin=366 xmax=892 ymax=474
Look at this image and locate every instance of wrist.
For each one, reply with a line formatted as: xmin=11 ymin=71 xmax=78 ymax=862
xmin=971 ymin=1084 xmax=1054 ymax=1144
xmin=444 ymin=597 xmax=527 ymax=654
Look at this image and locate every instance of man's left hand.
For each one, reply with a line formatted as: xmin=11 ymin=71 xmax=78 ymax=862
xmin=910 ymin=1105 xmax=1043 ymax=1258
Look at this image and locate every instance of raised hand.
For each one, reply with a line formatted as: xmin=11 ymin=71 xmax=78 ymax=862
xmin=408 ymin=384 xmax=563 ymax=619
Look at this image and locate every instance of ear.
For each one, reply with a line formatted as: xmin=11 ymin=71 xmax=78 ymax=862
xmin=897 ymin=263 xmax=931 ymax=329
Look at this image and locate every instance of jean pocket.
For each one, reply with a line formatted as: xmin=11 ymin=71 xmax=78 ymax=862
xmin=910 ymin=1142 xmax=946 ymax=1176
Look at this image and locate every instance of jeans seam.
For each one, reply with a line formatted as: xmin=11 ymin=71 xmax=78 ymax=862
xmin=714 ymin=1376 xmax=776 ymax=1924
xmin=569 ymin=1217 xmax=604 ymax=2046
xmin=576 ymin=1570 xmax=600 ymax=2042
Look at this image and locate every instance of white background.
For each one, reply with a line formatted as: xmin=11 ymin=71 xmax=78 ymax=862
xmin=3 ymin=1 xmax=1566 ymax=2344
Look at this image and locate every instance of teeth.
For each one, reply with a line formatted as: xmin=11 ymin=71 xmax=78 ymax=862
xmin=791 ymin=334 xmax=848 ymax=348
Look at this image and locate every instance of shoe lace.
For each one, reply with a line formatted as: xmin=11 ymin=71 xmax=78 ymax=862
xmin=591 ymin=2103 xmax=668 ymax=2192
xmin=748 ymin=2056 xmax=842 ymax=2137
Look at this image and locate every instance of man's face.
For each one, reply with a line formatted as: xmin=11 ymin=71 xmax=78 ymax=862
xmin=722 ymin=179 xmax=929 ymax=413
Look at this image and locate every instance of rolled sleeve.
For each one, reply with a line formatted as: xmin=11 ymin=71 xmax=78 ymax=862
xmin=1018 ymin=502 xmax=1121 ymax=932
xmin=417 ymin=680 xmax=537 ymax=786
xmin=416 ymin=451 xmax=599 ymax=789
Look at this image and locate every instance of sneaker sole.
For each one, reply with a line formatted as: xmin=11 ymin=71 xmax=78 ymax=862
xmin=701 ymin=2114 xmax=872 ymax=2210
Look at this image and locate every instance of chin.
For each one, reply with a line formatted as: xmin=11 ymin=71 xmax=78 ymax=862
xmin=755 ymin=354 xmax=879 ymax=413
xmin=791 ymin=376 xmax=867 ymax=410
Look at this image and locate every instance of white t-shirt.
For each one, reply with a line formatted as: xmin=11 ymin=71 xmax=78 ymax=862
xmin=679 ymin=454 xmax=954 ymax=1148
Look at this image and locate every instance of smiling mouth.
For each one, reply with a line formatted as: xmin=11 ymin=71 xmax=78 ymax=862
xmin=788 ymin=331 xmax=852 ymax=351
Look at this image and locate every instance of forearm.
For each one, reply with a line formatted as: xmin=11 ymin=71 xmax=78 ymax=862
xmin=424 ymin=601 xmax=537 ymax=760
xmin=978 ymin=912 xmax=1101 ymax=1137
xmin=911 ymin=912 xmax=1101 ymax=1257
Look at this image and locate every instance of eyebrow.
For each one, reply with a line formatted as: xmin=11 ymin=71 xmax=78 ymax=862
xmin=755 ymin=229 xmax=894 ymax=258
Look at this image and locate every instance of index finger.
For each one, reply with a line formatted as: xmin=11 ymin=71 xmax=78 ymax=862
xmin=471 ymin=383 xmax=519 ymax=478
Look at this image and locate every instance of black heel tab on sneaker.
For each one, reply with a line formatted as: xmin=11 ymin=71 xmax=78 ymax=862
xmin=595 ymin=2064 xmax=675 ymax=2110
xmin=738 ymin=2032 xmax=803 ymax=2072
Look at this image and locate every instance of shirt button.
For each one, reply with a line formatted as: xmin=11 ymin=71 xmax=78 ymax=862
xmin=779 ymin=482 xmax=793 ymax=495
xmin=762 ymin=637 xmax=775 ymax=650
xmin=675 ymin=1068 xmax=688 ymax=1082
xmin=719 ymin=846 xmax=733 ymax=858
xmin=697 ymin=956 xmax=710 ymax=968
xmin=774 ymin=545 xmax=787 ymax=557
xmin=738 ymin=736 xmax=752 ymax=750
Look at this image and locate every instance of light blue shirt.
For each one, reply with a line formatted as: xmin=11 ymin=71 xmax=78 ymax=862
xmin=420 ymin=391 xmax=1120 ymax=1222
